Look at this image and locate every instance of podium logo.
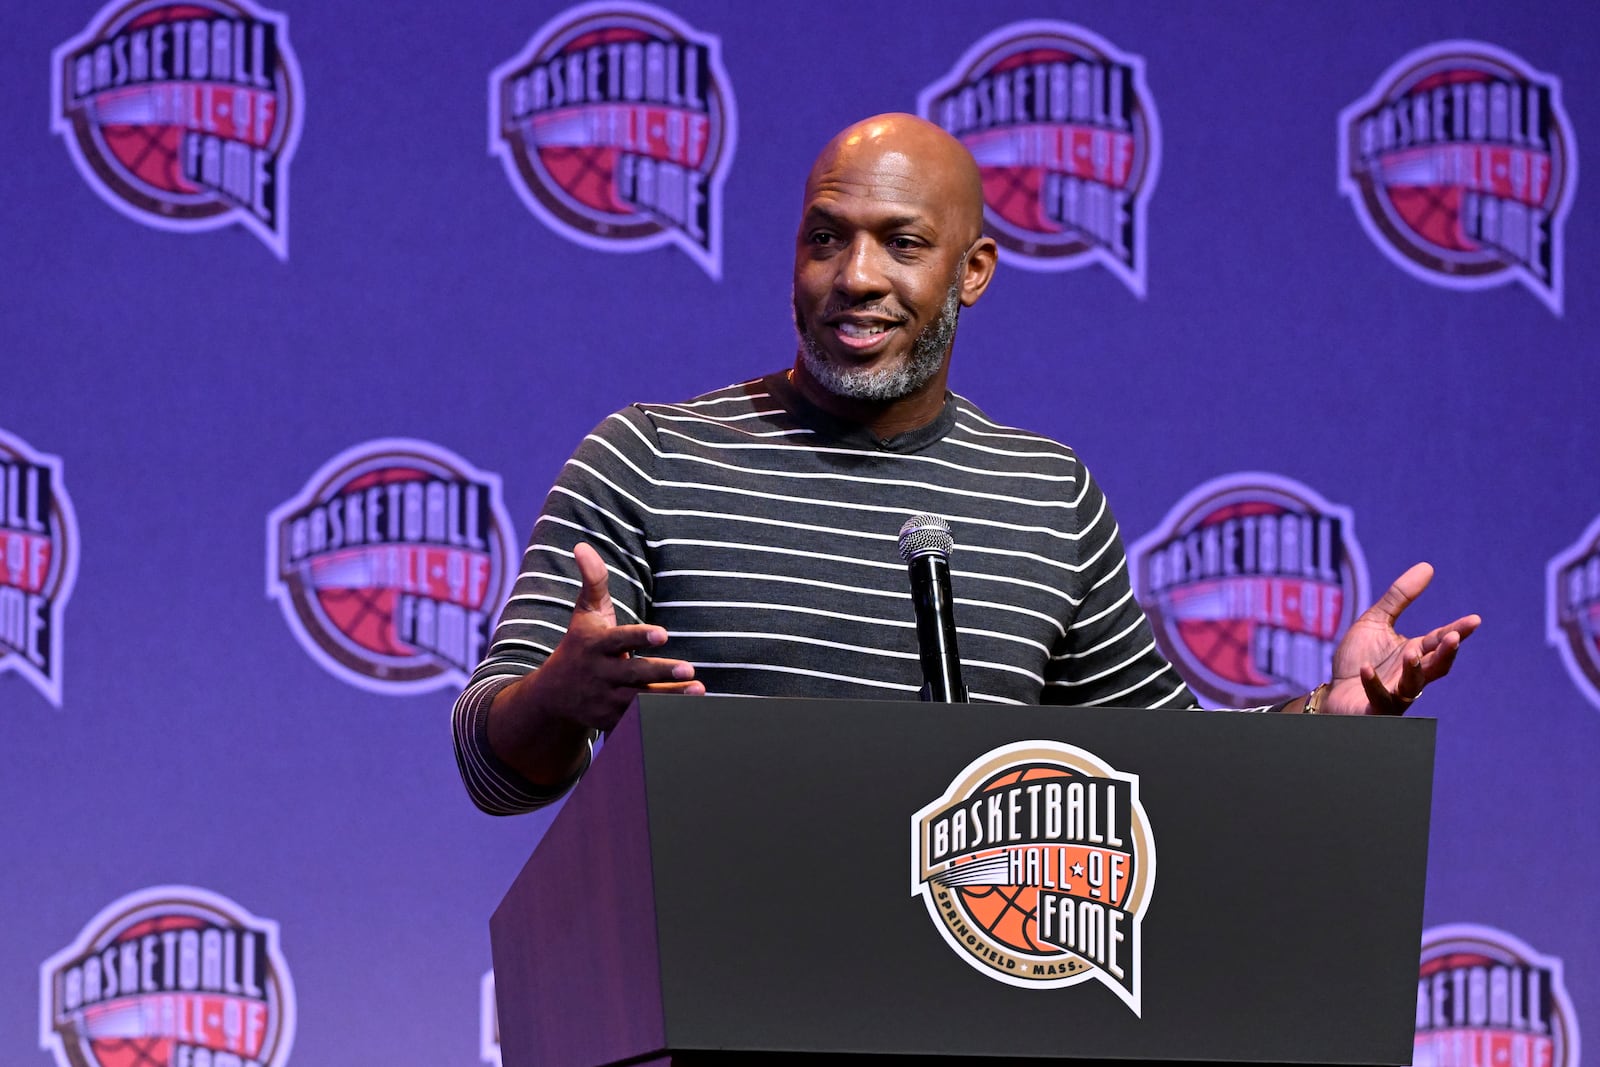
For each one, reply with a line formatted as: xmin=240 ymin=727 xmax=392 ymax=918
xmin=917 ymin=20 xmax=1161 ymax=296
xmin=267 ymin=439 xmax=516 ymax=695
xmin=1 ymin=428 xmax=79 ymax=709
xmin=39 ymin=885 xmax=295 ymax=1067
xmin=1415 ymin=924 xmax=1579 ymax=1067
xmin=1130 ymin=473 xmax=1369 ymax=708
xmin=1338 ymin=41 xmax=1576 ymax=315
xmin=51 ymin=0 xmax=305 ymax=260
xmin=488 ymin=1 xmax=738 ymax=279
xmin=1547 ymin=512 xmax=1600 ymax=712
xmin=911 ymin=740 xmax=1154 ymax=1014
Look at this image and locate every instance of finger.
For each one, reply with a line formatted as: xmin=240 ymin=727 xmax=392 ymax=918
xmin=1359 ymin=665 xmax=1399 ymax=714
xmin=1423 ymin=631 xmax=1463 ymax=681
xmin=611 ymin=655 xmax=697 ymax=689
xmin=1360 ymin=562 xmax=1435 ymax=627
xmin=1360 ymin=665 xmax=1405 ymax=715
xmin=571 ymin=542 xmax=613 ymax=615
xmin=642 ymin=680 xmax=707 ymax=696
xmin=588 ymin=624 xmax=669 ymax=656
xmin=1401 ymin=647 xmax=1427 ymax=702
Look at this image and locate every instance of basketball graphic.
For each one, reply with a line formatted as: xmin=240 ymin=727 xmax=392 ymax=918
xmin=488 ymin=1 xmax=738 ymax=279
xmin=1415 ymin=925 xmax=1580 ymax=1067
xmin=51 ymin=0 xmax=304 ymax=260
xmin=1546 ymin=511 xmax=1600 ymax=713
xmin=1338 ymin=41 xmax=1576 ymax=315
xmin=266 ymin=439 xmax=517 ymax=695
xmin=1130 ymin=473 xmax=1369 ymax=708
xmin=919 ymin=20 xmax=1161 ymax=296
xmin=912 ymin=741 xmax=1154 ymax=1014
xmin=39 ymin=886 xmax=295 ymax=1067
xmin=0 ymin=428 xmax=79 ymax=709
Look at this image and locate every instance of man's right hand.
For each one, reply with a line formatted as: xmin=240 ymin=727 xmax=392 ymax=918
xmin=486 ymin=542 xmax=704 ymax=786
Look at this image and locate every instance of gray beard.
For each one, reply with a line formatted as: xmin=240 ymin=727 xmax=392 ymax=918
xmin=795 ymin=278 xmax=962 ymax=403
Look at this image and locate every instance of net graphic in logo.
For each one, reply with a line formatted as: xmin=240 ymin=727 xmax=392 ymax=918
xmin=267 ymin=439 xmax=516 ymax=695
xmin=1338 ymin=41 xmax=1577 ymax=315
xmin=1547 ymin=511 xmax=1600 ymax=712
xmin=489 ymin=1 xmax=737 ymax=279
xmin=1130 ymin=473 xmax=1369 ymax=708
xmin=1415 ymin=924 xmax=1580 ymax=1067
xmin=39 ymin=885 xmax=295 ymax=1067
xmin=481 ymin=970 xmax=501 ymax=1065
xmin=918 ymin=20 xmax=1161 ymax=297
xmin=1 ymin=428 xmax=79 ymax=709
xmin=911 ymin=740 xmax=1155 ymax=1014
xmin=51 ymin=0 xmax=304 ymax=261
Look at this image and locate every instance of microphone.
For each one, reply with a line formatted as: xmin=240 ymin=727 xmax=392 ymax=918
xmin=898 ymin=514 xmax=968 ymax=703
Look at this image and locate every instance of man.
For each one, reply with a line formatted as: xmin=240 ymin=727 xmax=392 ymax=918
xmin=452 ymin=114 xmax=1479 ymax=815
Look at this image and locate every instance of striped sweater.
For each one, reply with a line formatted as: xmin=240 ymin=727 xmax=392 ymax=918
xmin=452 ymin=372 xmax=1198 ymax=814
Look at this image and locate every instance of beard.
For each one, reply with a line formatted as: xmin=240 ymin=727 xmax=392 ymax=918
xmin=794 ymin=276 xmax=963 ymax=403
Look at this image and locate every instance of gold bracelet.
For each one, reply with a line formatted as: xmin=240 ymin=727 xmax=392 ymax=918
xmin=1303 ymin=681 xmax=1330 ymax=715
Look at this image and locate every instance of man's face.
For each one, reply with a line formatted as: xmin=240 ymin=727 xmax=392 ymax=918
xmin=792 ymin=142 xmax=976 ymax=402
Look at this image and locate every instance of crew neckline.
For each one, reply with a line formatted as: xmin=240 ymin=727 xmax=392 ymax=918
xmin=763 ymin=370 xmax=958 ymax=454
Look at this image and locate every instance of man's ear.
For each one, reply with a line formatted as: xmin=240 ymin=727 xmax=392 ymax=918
xmin=959 ymin=236 xmax=999 ymax=307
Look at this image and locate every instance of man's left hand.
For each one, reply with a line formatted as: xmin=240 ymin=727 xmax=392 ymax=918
xmin=1322 ymin=562 xmax=1481 ymax=715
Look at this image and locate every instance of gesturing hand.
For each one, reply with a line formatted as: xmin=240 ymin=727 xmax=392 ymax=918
xmin=487 ymin=542 xmax=703 ymax=786
xmin=530 ymin=542 xmax=705 ymax=733
xmin=1322 ymin=562 xmax=1481 ymax=716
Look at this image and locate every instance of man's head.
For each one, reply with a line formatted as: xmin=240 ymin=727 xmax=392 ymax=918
xmin=791 ymin=114 xmax=997 ymax=415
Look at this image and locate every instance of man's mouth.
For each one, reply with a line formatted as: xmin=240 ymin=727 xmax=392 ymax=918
xmin=828 ymin=316 xmax=903 ymax=352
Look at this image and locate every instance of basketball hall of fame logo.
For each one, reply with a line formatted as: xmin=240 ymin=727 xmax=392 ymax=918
xmin=489 ymin=1 xmax=737 ymax=279
xmin=1547 ymin=511 xmax=1600 ymax=713
xmin=1130 ymin=473 xmax=1370 ymax=708
xmin=918 ymin=20 xmax=1161 ymax=297
xmin=911 ymin=741 xmax=1155 ymax=1015
xmin=1415 ymin=924 xmax=1579 ymax=1067
xmin=266 ymin=439 xmax=516 ymax=695
xmin=51 ymin=0 xmax=305 ymax=260
xmin=1 ymin=428 xmax=79 ymax=709
xmin=39 ymin=885 xmax=295 ymax=1067
xmin=1338 ymin=41 xmax=1577 ymax=315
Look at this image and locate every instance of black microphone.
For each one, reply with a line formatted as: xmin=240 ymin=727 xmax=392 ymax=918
xmin=898 ymin=513 xmax=968 ymax=703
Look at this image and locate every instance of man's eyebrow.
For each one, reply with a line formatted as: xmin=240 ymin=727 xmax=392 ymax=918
xmin=802 ymin=207 xmax=933 ymax=232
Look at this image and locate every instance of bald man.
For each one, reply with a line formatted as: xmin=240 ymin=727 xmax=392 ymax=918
xmin=452 ymin=115 xmax=1476 ymax=814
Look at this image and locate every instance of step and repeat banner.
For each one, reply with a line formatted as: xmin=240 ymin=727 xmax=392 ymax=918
xmin=2 ymin=1 xmax=1594 ymax=1064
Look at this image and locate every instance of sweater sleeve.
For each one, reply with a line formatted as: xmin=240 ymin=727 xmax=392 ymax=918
xmin=450 ymin=407 xmax=662 ymax=814
xmin=1044 ymin=461 xmax=1200 ymax=711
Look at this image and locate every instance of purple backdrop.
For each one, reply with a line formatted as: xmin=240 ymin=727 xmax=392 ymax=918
xmin=2 ymin=1 xmax=1594 ymax=1064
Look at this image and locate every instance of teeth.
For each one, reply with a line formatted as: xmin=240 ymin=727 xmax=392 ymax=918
xmin=838 ymin=322 xmax=890 ymax=337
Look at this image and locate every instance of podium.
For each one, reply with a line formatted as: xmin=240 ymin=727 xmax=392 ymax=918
xmin=491 ymin=695 xmax=1435 ymax=1067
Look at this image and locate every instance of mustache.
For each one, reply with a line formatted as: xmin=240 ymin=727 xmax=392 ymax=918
xmin=816 ymin=300 xmax=910 ymax=323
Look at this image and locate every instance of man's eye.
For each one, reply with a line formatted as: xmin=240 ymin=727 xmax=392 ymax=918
xmin=889 ymin=237 xmax=921 ymax=251
xmin=810 ymin=231 xmax=837 ymax=245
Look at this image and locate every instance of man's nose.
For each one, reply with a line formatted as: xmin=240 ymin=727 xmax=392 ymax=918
xmin=834 ymin=236 xmax=890 ymax=300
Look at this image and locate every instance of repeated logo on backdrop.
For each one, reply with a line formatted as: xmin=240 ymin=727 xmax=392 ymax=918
xmin=39 ymin=885 xmax=295 ymax=1067
xmin=51 ymin=0 xmax=304 ymax=260
xmin=1547 ymin=512 xmax=1600 ymax=712
xmin=1339 ymin=41 xmax=1577 ymax=315
xmin=489 ymin=1 xmax=737 ymax=279
xmin=1129 ymin=473 xmax=1369 ymax=708
xmin=919 ymin=20 xmax=1161 ymax=297
xmin=911 ymin=740 xmax=1154 ymax=1015
xmin=1414 ymin=924 xmax=1579 ymax=1067
xmin=267 ymin=439 xmax=516 ymax=695
xmin=0 ymin=429 xmax=79 ymax=709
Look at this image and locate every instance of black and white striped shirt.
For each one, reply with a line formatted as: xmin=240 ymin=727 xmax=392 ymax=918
xmin=453 ymin=372 xmax=1197 ymax=814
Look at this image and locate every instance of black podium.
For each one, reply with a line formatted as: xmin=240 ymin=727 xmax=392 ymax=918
xmin=490 ymin=695 xmax=1435 ymax=1067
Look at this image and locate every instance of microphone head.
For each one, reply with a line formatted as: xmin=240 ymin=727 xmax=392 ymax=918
xmin=898 ymin=513 xmax=954 ymax=563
